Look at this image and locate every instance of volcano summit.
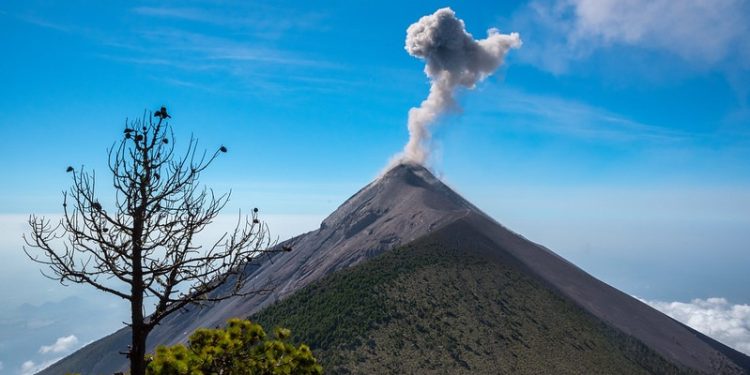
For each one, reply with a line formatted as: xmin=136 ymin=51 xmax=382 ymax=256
xmin=42 ymin=164 xmax=750 ymax=374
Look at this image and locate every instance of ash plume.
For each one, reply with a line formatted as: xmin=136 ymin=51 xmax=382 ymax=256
xmin=390 ymin=7 xmax=521 ymax=168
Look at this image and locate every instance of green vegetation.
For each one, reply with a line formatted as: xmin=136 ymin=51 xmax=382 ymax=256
xmin=254 ymin=224 xmax=693 ymax=374
xmin=146 ymin=318 xmax=322 ymax=375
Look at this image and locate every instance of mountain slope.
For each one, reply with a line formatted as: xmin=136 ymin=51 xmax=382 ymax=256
xmin=43 ymin=164 xmax=750 ymax=374
xmin=458 ymin=204 xmax=750 ymax=374
xmin=41 ymin=164 xmax=480 ymax=374
xmin=253 ymin=221 xmax=691 ymax=374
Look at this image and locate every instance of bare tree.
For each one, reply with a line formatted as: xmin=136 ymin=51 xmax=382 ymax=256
xmin=24 ymin=107 xmax=281 ymax=375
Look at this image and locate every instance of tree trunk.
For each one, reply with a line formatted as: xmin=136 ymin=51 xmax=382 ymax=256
xmin=130 ymin=136 xmax=150 ymax=375
xmin=130 ymin=233 xmax=147 ymax=375
xmin=130 ymin=310 xmax=146 ymax=375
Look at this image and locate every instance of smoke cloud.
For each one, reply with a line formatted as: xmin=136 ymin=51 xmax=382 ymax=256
xmin=392 ymin=7 xmax=521 ymax=167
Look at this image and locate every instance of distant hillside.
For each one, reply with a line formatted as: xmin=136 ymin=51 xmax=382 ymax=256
xmin=253 ymin=221 xmax=697 ymax=374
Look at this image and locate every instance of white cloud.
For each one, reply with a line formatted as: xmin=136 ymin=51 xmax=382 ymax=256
xmin=571 ymin=0 xmax=746 ymax=63
xmin=642 ymin=297 xmax=750 ymax=355
xmin=131 ymin=5 xmax=324 ymax=33
xmin=20 ymin=358 xmax=60 ymax=375
xmin=470 ymin=86 xmax=689 ymax=143
xmin=512 ymin=0 xmax=750 ymax=73
xmin=38 ymin=334 xmax=78 ymax=354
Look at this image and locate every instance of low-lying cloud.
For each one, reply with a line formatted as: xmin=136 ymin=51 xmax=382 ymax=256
xmin=20 ymin=358 xmax=61 ymax=375
xmin=642 ymin=297 xmax=750 ymax=355
xmin=38 ymin=334 xmax=78 ymax=354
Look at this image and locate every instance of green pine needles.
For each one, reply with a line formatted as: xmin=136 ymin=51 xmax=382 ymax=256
xmin=146 ymin=319 xmax=323 ymax=375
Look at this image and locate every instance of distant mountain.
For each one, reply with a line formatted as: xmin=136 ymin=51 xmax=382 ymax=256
xmin=42 ymin=164 xmax=750 ymax=374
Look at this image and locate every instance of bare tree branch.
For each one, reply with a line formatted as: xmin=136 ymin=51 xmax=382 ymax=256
xmin=24 ymin=107 xmax=277 ymax=375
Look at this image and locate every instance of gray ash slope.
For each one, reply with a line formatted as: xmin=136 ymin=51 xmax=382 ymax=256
xmin=43 ymin=163 xmax=750 ymax=374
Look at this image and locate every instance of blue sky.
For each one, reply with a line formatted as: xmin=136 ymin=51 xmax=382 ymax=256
xmin=1 ymin=0 xmax=750 ymax=372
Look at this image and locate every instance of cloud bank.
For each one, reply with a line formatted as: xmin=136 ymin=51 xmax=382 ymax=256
xmin=20 ymin=358 xmax=61 ymax=375
xmin=643 ymin=297 xmax=750 ymax=355
xmin=393 ymin=7 xmax=521 ymax=167
xmin=38 ymin=334 xmax=78 ymax=354
xmin=20 ymin=335 xmax=79 ymax=374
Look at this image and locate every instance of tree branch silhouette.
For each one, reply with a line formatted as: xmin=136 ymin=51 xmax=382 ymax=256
xmin=24 ymin=107 xmax=283 ymax=375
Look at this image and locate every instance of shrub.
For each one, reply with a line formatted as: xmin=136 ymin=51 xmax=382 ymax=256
xmin=147 ymin=318 xmax=322 ymax=375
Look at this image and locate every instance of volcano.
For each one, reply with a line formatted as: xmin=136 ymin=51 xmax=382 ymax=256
xmin=42 ymin=164 xmax=750 ymax=374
